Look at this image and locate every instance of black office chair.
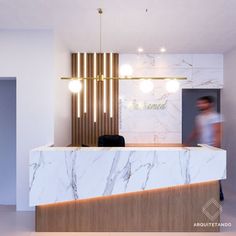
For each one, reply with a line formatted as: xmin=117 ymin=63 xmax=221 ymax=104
xmin=98 ymin=135 xmax=125 ymax=147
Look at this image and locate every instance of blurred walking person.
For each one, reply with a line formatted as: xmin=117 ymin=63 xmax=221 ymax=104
xmin=187 ymin=95 xmax=224 ymax=201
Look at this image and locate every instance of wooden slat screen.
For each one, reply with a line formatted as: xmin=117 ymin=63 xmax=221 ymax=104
xmin=71 ymin=53 xmax=119 ymax=146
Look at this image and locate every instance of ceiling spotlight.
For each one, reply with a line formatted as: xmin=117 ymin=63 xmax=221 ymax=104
xmin=160 ymin=47 xmax=166 ymax=53
xmin=138 ymin=47 xmax=144 ymax=53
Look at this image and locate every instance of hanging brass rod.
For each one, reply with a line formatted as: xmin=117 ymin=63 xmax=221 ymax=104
xmin=61 ymin=77 xmax=187 ymax=80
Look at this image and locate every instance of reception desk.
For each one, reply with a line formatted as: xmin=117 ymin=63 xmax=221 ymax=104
xmin=30 ymin=145 xmax=226 ymax=232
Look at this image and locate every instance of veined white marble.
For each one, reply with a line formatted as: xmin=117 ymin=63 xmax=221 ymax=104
xmin=29 ymin=145 xmax=226 ymax=206
xmin=119 ymin=54 xmax=223 ymax=88
xmin=119 ymin=80 xmax=181 ymax=143
xmin=119 ymin=54 xmax=223 ymax=143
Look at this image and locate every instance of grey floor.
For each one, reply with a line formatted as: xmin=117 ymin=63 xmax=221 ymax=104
xmin=0 ymin=187 xmax=236 ymax=236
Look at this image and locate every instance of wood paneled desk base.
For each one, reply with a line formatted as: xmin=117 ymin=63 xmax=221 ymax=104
xmin=36 ymin=181 xmax=220 ymax=232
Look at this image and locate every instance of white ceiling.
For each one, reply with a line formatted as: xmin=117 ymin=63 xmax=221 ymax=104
xmin=0 ymin=0 xmax=236 ymax=53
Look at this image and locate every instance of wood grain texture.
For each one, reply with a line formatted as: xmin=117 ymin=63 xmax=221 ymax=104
xmin=71 ymin=53 xmax=119 ymax=146
xmin=36 ymin=181 xmax=220 ymax=232
xmin=71 ymin=53 xmax=77 ymax=145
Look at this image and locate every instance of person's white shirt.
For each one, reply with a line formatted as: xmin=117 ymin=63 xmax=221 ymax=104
xmin=195 ymin=111 xmax=223 ymax=146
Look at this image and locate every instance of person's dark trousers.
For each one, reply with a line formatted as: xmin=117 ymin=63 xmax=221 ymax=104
xmin=220 ymin=180 xmax=224 ymax=201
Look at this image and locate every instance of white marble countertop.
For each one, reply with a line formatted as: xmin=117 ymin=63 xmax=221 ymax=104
xmin=29 ymin=145 xmax=226 ymax=206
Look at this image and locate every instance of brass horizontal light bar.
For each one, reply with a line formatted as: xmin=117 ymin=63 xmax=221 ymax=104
xmin=61 ymin=76 xmax=187 ymax=81
xmin=61 ymin=77 xmax=81 ymax=80
xmin=117 ymin=77 xmax=187 ymax=80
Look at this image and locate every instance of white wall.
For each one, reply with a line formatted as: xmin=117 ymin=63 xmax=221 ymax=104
xmin=54 ymin=36 xmax=71 ymax=146
xmin=222 ymin=48 xmax=236 ymax=193
xmin=0 ymin=79 xmax=16 ymax=205
xmin=0 ymin=30 xmax=72 ymax=210
xmin=0 ymin=30 xmax=54 ymax=210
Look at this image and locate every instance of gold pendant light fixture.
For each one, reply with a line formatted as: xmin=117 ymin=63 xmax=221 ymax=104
xmin=61 ymin=7 xmax=186 ymax=82
xmin=61 ymin=7 xmax=187 ymax=105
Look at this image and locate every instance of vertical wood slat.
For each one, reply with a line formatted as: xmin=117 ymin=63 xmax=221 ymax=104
xmin=84 ymin=54 xmax=90 ymax=146
xmin=71 ymin=53 xmax=77 ymax=146
xmin=74 ymin=54 xmax=78 ymax=145
xmin=92 ymin=53 xmax=95 ymax=146
xmin=98 ymin=53 xmax=104 ymax=137
xmin=114 ymin=54 xmax=119 ymax=134
xmin=80 ymin=54 xmax=85 ymax=146
xmin=93 ymin=53 xmax=98 ymax=146
xmin=111 ymin=53 xmax=118 ymax=135
xmin=106 ymin=53 xmax=111 ymax=135
xmin=80 ymin=53 xmax=85 ymax=146
xmin=95 ymin=54 xmax=99 ymax=143
xmin=103 ymin=53 xmax=109 ymax=134
xmin=89 ymin=54 xmax=93 ymax=146
xmin=112 ymin=54 xmax=116 ymax=134
xmin=71 ymin=53 xmax=119 ymax=146
xmin=78 ymin=53 xmax=83 ymax=146
xmin=111 ymin=53 xmax=114 ymax=134
xmin=83 ymin=53 xmax=86 ymax=146
xmin=71 ymin=53 xmax=75 ymax=145
xmin=96 ymin=54 xmax=100 ymax=143
xmin=114 ymin=53 xmax=118 ymax=134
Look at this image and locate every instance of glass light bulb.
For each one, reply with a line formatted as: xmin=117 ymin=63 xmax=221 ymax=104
xmin=68 ymin=80 xmax=82 ymax=93
xmin=160 ymin=47 xmax=166 ymax=53
xmin=119 ymin=64 xmax=133 ymax=78
xmin=140 ymin=80 xmax=154 ymax=93
xmin=166 ymin=80 xmax=180 ymax=93
xmin=138 ymin=47 xmax=144 ymax=53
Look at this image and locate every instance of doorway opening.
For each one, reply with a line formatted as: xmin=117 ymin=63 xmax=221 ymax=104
xmin=182 ymin=89 xmax=221 ymax=145
xmin=0 ymin=78 xmax=16 ymax=206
